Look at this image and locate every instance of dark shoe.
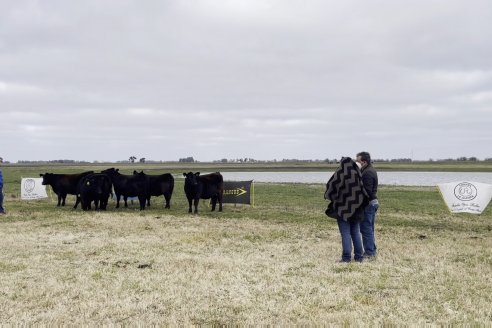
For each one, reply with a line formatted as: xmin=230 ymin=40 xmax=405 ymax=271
xmin=338 ymin=259 xmax=351 ymax=263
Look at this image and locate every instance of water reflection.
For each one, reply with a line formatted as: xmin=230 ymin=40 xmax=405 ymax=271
xmin=220 ymin=171 xmax=492 ymax=186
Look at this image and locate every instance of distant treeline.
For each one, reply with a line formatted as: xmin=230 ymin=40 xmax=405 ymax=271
xmin=5 ymin=156 xmax=492 ymax=165
xmin=212 ymin=157 xmax=492 ymax=163
xmin=373 ymin=157 xmax=492 ymax=163
xmin=16 ymin=159 xmax=92 ymax=164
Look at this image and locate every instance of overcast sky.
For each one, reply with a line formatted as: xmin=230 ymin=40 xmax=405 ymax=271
xmin=1 ymin=0 xmax=491 ymax=162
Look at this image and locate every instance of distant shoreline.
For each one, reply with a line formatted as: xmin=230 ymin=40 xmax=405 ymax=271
xmin=2 ymin=161 xmax=492 ymax=172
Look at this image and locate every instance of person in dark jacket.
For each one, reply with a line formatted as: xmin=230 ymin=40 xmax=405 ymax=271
xmin=325 ymin=157 xmax=368 ymax=262
xmin=356 ymin=151 xmax=379 ymax=258
xmin=0 ymin=169 xmax=5 ymax=215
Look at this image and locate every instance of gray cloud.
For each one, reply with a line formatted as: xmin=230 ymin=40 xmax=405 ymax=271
xmin=1 ymin=0 xmax=491 ymax=162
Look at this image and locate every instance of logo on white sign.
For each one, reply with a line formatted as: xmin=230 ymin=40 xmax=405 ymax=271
xmin=454 ymin=182 xmax=477 ymax=201
xmin=24 ymin=178 xmax=36 ymax=194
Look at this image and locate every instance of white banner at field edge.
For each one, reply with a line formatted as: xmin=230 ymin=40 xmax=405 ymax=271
xmin=437 ymin=181 xmax=492 ymax=214
xmin=21 ymin=178 xmax=48 ymax=200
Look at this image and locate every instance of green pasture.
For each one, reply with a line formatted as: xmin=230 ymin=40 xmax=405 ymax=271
xmin=5 ymin=164 xmax=489 ymax=221
xmin=0 ymin=164 xmax=491 ymax=325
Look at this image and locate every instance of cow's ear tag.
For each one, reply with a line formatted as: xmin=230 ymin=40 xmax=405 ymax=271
xmin=86 ymin=181 xmax=90 ymax=186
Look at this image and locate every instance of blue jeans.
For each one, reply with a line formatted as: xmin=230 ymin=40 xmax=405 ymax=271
xmin=0 ymin=188 xmax=4 ymax=213
xmin=337 ymin=219 xmax=364 ymax=262
xmin=360 ymin=203 xmax=379 ymax=256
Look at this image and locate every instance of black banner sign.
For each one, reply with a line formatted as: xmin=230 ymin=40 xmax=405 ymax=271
xmin=222 ymin=180 xmax=254 ymax=205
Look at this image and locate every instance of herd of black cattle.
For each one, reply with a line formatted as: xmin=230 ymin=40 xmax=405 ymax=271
xmin=39 ymin=169 xmax=224 ymax=213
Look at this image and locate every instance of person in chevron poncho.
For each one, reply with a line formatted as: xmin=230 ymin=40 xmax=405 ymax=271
xmin=325 ymin=157 xmax=368 ymax=262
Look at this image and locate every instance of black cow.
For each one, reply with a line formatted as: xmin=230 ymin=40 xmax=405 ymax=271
xmin=183 ymin=172 xmax=224 ymax=213
xmin=40 ymin=171 xmax=94 ymax=207
xmin=101 ymin=168 xmax=148 ymax=210
xmin=133 ymin=170 xmax=174 ymax=208
xmin=76 ymin=173 xmax=112 ymax=211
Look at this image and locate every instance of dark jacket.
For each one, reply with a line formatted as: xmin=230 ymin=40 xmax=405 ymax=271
xmin=361 ymin=164 xmax=378 ymax=201
xmin=0 ymin=170 xmax=3 ymax=189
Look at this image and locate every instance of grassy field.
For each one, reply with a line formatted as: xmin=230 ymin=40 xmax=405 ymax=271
xmin=0 ymin=165 xmax=491 ymax=325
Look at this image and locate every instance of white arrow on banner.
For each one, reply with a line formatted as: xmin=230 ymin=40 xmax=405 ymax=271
xmin=437 ymin=181 xmax=492 ymax=214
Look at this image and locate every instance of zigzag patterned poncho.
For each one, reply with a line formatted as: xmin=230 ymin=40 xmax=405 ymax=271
xmin=324 ymin=157 xmax=368 ymax=221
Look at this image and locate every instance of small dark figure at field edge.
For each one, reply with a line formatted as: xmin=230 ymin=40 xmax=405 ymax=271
xmin=133 ymin=170 xmax=174 ymax=209
xmin=40 ymin=171 xmax=94 ymax=207
xmin=75 ymin=173 xmax=112 ymax=211
xmin=101 ymin=168 xmax=149 ymax=210
xmin=183 ymin=172 xmax=224 ymax=214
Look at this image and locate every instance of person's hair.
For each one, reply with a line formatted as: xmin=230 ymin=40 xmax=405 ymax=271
xmin=357 ymin=151 xmax=371 ymax=164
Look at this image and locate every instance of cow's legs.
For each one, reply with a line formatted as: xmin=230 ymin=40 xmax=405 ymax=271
xmin=138 ymin=195 xmax=146 ymax=210
xmin=193 ymin=198 xmax=199 ymax=214
xmin=147 ymin=197 xmax=151 ymax=207
xmin=57 ymin=194 xmax=62 ymax=206
xmin=187 ymin=198 xmax=193 ymax=213
xmin=61 ymin=194 xmax=67 ymax=206
xmin=164 ymin=193 xmax=171 ymax=209
xmin=73 ymin=196 xmax=81 ymax=209
xmin=211 ymin=196 xmax=217 ymax=211
xmin=100 ymin=196 xmax=108 ymax=210
xmin=124 ymin=196 xmax=128 ymax=208
xmin=218 ymin=193 xmax=223 ymax=212
xmin=116 ymin=194 xmax=121 ymax=208
xmin=82 ymin=198 xmax=91 ymax=210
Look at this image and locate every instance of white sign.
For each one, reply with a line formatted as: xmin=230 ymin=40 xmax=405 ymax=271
xmin=21 ymin=178 xmax=48 ymax=200
xmin=438 ymin=181 xmax=492 ymax=214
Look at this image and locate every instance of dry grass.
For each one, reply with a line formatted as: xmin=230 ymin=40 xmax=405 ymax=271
xmin=0 ymin=182 xmax=491 ymax=325
xmin=0 ymin=212 xmax=491 ymax=324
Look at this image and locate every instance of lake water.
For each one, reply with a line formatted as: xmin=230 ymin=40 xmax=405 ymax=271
xmin=220 ymin=172 xmax=492 ymax=186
